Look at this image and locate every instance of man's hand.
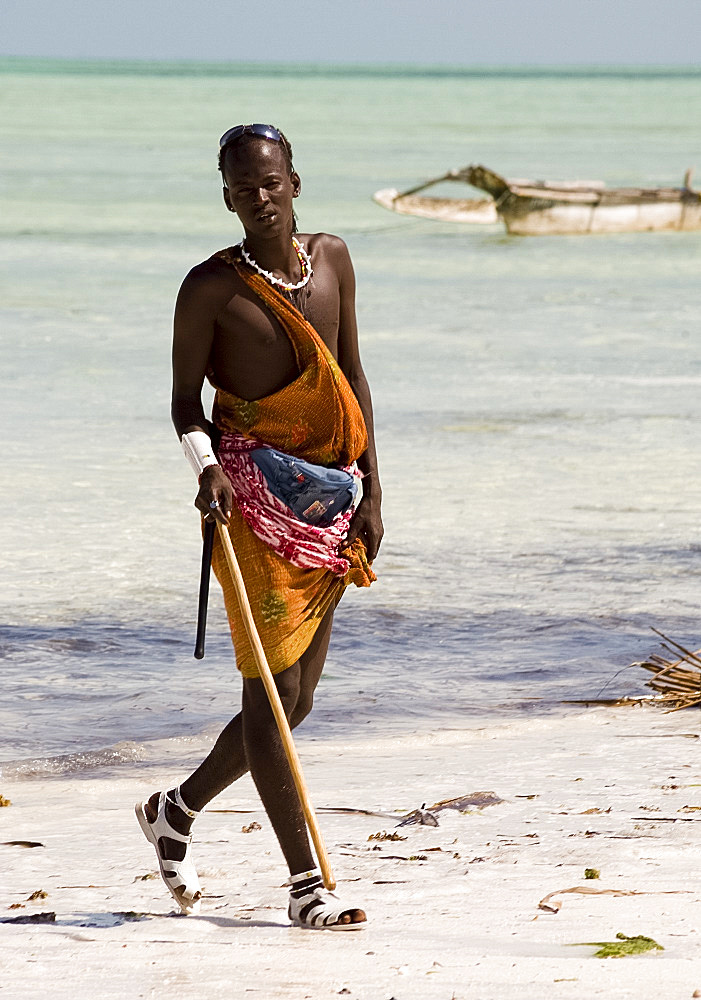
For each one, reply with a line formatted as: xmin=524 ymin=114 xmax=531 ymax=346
xmin=195 ymin=465 xmax=233 ymax=525
xmin=346 ymin=496 xmax=383 ymax=563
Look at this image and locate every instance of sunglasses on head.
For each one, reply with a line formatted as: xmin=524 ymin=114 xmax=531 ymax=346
xmin=219 ymin=124 xmax=282 ymax=149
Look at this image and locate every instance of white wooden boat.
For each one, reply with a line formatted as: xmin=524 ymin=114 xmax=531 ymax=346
xmin=468 ymin=164 xmax=701 ymax=235
xmin=373 ymin=186 xmax=497 ymax=224
xmin=374 ymin=164 xmax=701 ymax=235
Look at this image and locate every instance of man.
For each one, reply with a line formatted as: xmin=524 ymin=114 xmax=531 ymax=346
xmin=136 ymin=124 xmax=382 ymax=930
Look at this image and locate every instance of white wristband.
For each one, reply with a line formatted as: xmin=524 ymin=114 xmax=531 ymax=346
xmin=181 ymin=430 xmax=219 ymax=477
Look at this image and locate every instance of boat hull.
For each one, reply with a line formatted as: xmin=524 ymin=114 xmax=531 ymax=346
xmin=500 ymin=194 xmax=701 ymax=235
xmin=374 ymin=164 xmax=701 ymax=235
xmin=373 ymin=188 xmax=497 ymax=225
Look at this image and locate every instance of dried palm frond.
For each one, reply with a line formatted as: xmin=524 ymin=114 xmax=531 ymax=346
xmin=634 ymin=628 xmax=701 ymax=711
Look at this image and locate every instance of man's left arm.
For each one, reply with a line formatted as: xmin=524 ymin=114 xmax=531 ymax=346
xmin=332 ymin=237 xmax=384 ymax=562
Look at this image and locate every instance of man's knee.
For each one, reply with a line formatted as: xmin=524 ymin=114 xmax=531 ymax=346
xmin=289 ymin=692 xmax=314 ymax=729
xmin=242 ymin=665 xmax=301 ymax=724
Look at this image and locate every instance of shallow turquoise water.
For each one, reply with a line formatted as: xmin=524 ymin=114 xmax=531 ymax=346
xmin=1 ymin=60 xmax=700 ymax=763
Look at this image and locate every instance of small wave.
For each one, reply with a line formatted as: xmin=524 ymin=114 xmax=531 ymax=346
xmin=0 ymin=741 xmax=144 ymax=780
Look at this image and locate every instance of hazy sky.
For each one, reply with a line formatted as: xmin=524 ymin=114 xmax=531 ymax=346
xmin=3 ymin=0 xmax=700 ymax=65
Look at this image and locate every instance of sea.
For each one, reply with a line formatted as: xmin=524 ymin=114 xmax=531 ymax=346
xmin=1 ymin=59 xmax=700 ymax=775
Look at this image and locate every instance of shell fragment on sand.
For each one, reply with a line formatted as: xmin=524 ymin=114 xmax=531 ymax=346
xmin=538 ymin=885 xmax=689 ymax=914
xmin=397 ymin=791 xmax=505 ymax=827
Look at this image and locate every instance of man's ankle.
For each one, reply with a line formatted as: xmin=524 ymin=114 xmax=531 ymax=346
xmin=165 ymin=788 xmax=195 ymax=834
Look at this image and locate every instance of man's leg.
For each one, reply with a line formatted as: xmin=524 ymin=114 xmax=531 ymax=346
xmin=140 ymin=606 xmax=364 ymax=923
xmin=241 ymin=662 xmax=314 ymax=874
xmin=238 ymin=609 xmax=365 ymax=925
xmin=144 ymin=607 xmax=336 ymax=859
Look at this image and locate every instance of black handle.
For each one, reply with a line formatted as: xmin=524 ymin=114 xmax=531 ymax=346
xmin=194 ymin=519 xmax=216 ymax=659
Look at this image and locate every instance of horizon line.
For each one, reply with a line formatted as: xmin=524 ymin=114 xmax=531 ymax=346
xmin=1 ymin=54 xmax=700 ymax=76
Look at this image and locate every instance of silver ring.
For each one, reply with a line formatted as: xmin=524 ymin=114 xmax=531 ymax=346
xmin=209 ymin=500 xmax=220 ymax=509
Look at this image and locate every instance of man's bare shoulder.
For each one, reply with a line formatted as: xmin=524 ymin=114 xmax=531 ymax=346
xmin=179 ymin=253 xmax=242 ymax=300
xmin=300 ymin=232 xmax=349 ymax=256
xmin=300 ymin=233 xmax=353 ymax=279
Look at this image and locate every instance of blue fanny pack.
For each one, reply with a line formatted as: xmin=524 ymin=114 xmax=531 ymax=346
xmin=250 ymin=448 xmax=358 ymax=527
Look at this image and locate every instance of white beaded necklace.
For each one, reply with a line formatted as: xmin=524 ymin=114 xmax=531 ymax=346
xmin=238 ymin=237 xmax=313 ymax=292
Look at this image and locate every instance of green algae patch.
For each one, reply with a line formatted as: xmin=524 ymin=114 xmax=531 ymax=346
xmin=584 ymin=868 xmax=600 ymax=879
xmin=572 ymin=932 xmax=663 ymax=959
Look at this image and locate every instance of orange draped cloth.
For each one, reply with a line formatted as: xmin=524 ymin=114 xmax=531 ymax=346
xmin=208 ymin=247 xmax=376 ymax=678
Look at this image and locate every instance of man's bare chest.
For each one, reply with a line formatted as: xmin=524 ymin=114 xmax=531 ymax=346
xmin=209 ymin=271 xmax=340 ymax=400
xmin=216 ymin=274 xmax=340 ymax=356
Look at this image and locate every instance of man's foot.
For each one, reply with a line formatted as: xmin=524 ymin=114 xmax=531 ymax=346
xmin=135 ymin=787 xmax=202 ymax=915
xmin=288 ymin=870 xmax=366 ymax=930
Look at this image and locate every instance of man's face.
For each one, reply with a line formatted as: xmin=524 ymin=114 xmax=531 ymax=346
xmin=222 ymin=139 xmax=300 ymax=237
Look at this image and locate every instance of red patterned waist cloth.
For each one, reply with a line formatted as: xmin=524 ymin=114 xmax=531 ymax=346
xmin=218 ymin=431 xmax=361 ymax=577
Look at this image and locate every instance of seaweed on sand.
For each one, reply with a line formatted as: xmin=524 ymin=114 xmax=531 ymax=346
xmin=571 ymin=932 xmax=663 ymax=959
xmin=635 ymin=629 xmax=701 ymax=710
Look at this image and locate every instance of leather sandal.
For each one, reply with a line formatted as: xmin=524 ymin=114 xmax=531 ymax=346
xmin=135 ymin=788 xmax=202 ymax=915
xmin=287 ymin=869 xmax=366 ymax=930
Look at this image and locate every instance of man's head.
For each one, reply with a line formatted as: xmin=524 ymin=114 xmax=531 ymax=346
xmin=218 ymin=123 xmax=295 ymax=180
xmin=218 ymin=123 xmax=300 ymax=235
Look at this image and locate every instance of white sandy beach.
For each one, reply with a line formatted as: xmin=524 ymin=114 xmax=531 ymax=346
xmin=3 ymin=704 xmax=701 ymax=1000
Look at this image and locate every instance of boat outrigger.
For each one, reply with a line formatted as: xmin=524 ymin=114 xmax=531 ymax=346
xmin=373 ymin=164 xmax=701 ymax=235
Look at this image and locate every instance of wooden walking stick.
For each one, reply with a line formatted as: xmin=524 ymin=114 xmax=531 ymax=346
xmin=194 ymin=518 xmax=216 ymax=659
xmin=215 ymin=521 xmax=336 ymax=891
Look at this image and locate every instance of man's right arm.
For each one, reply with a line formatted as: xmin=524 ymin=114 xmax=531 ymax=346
xmin=171 ymin=267 xmax=233 ymax=524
